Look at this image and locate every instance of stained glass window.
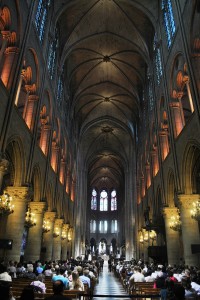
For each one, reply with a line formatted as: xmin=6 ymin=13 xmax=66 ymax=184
xmin=111 ymin=190 xmax=117 ymax=211
xmin=91 ymin=188 xmax=97 ymax=210
xmin=154 ymin=35 xmax=163 ymax=85
xmin=35 ymin=0 xmax=51 ymax=42
xmin=48 ymin=27 xmax=58 ymax=80
xmin=162 ymin=0 xmax=176 ymax=48
xmin=57 ymin=72 xmax=64 ymax=104
xmin=111 ymin=220 xmax=117 ymax=233
xmin=90 ymin=220 xmax=96 ymax=233
xmin=100 ymin=190 xmax=108 ymax=211
xmin=99 ymin=220 xmax=107 ymax=233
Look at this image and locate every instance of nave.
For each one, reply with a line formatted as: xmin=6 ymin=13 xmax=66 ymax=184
xmin=93 ymin=261 xmax=129 ymax=300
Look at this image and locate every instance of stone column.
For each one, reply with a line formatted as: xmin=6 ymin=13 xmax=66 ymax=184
xmin=169 ymin=101 xmax=185 ymax=138
xmin=24 ymin=202 xmax=46 ymax=262
xmin=52 ymin=218 xmax=63 ymax=261
xmin=159 ymin=130 xmax=169 ymax=161
xmin=24 ymin=94 xmax=38 ymax=131
xmin=163 ymin=207 xmax=181 ymax=265
xmin=1 ymin=47 xmax=19 ymax=88
xmin=61 ymin=223 xmax=69 ymax=261
xmin=3 ymin=187 xmax=30 ymax=261
xmin=40 ymin=124 xmax=51 ymax=156
xmin=151 ymin=149 xmax=159 ymax=176
xmin=0 ymin=157 xmax=9 ymax=190
xmin=178 ymin=194 xmax=200 ymax=266
xmin=66 ymin=169 xmax=71 ymax=194
xmin=145 ymin=164 xmax=151 ymax=189
xmin=42 ymin=211 xmax=56 ymax=262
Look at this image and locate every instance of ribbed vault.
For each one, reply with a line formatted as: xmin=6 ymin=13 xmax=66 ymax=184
xmin=56 ymin=0 xmax=155 ymax=192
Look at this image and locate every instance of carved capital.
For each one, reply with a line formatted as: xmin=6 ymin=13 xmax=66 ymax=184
xmin=29 ymin=201 xmax=47 ymax=214
xmin=163 ymin=207 xmax=179 ymax=218
xmin=44 ymin=211 xmax=56 ymax=222
xmin=178 ymin=194 xmax=200 ymax=209
xmin=54 ymin=218 xmax=64 ymax=228
xmin=5 ymin=186 xmax=31 ymax=202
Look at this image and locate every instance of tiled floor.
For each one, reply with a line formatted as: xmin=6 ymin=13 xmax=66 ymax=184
xmin=93 ymin=261 xmax=129 ymax=300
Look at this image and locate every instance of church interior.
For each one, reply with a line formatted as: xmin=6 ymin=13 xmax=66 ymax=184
xmin=0 ymin=0 xmax=199 ymax=267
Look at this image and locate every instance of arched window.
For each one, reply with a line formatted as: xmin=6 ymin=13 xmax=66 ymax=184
xmin=99 ymin=221 xmax=107 ymax=233
xmin=100 ymin=190 xmax=108 ymax=211
xmin=162 ymin=0 xmax=176 ymax=48
xmin=90 ymin=220 xmax=96 ymax=233
xmin=91 ymin=188 xmax=97 ymax=210
xmin=48 ymin=27 xmax=58 ymax=80
xmin=154 ymin=34 xmax=163 ymax=85
xmin=111 ymin=220 xmax=118 ymax=233
xmin=111 ymin=190 xmax=117 ymax=211
xmin=148 ymin=74 xmax=154 ymax=112
xmin=35 ymin=0 xmax=51 ymax=42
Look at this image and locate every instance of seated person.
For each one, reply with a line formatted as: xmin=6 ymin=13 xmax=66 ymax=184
xmin=45 ymin=280 xmax=71 ymax=300
xmin=0 ymin=280 xmax=15 ymax=300
xmin=52 ymin=267 xmax=69 ymax=290
xmin=30 ymin=274 xmax=46 ymax=293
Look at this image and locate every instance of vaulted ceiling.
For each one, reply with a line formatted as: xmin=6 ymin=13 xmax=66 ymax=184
xmin=57 ymin=0 xmax=156 ymax=191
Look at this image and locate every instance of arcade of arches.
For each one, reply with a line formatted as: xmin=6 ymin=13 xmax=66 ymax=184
xmin=0 ymin=0 xmax=199 ymax=267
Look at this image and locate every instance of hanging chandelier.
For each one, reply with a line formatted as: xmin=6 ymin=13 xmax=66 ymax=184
xmin=53 ymin=227 xmax=60 ymax=238
xmin=0 ymin=192 xmax=14 ymax=216
xmin=169 ymin=214 xmax=181 ymax=232
xmin=42 ymin=220 xmax=50 ymax=233
xmin=190 ymin=200 xmax=200 ymax=221
xmin=24 ymin=208 xmax=36 ymax=228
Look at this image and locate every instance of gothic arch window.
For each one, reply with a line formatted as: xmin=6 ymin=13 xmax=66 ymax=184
xmin=148 ymin=74 xmax=154 ymax=112
xmin=99 ymin=220 xmax=107 ymax=233
xmin=111 ymin=189 xmax=117 ymax=211
xmin=90 ymin=220 xmax=96 ymax=233
xmin=47 ymin=27 xmax=58 ymax=80
xmin=57 ymin=70 xmax=64 ymax=104
xmin=100 ymin=189 xmax=108 ymax=211
xmin=153 ymin=34 xmax=163 ymax=85
xmin=91 ymin=188 xmax=97 ymax=210
xmin=161 ymin=0 xmax=176 ymax=48
xmin=35 ymin=0 xmax=51 ymax=42
xmin=111 ymin=220 xmax=117 ymax=233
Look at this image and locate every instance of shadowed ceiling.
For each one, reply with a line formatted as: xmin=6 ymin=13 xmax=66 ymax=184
xmin=57 ymin=0 xmax=156 ymax=192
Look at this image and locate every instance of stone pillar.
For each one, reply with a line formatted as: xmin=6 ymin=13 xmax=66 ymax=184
xmin=145 ymin=164 xmax=151 ymax=189
xmin=178 ymin=194 xmax=200 ymax=266
xmin=52 ymin=218 xmax=63 ymax=261
xmin=61 ymin=223 xmax=69 ymax=261
xmin=163 ymin=207 xmax=181 ymax=265
xmin=40 ymin=124 xmax=51 ymax=156
xmin=0 ymin=157 xmax=9 ymax=191
xmin=3 ymin=187 xmax=30 ymax=261
xmin=159 ymin=130 xmax=169 ymax=161
xmin=59 ymin=160 xmax=66 ymax=185
xmin=66 ymin=169 xmax=71 ymax=194
xmin=24 ymin=202 xmax=46 ymax=262
xmin=42 ymin=211 xmax=56 ymax=262
xmin=24 ymin=94 xmax=38 ymax=131
xmin=1 ymin=47 xmax=19 ymax=88
xmin=151 ymin=149 xmax=159 ymax=177
xmin=169 ymin=101 xmax=185 ymax=138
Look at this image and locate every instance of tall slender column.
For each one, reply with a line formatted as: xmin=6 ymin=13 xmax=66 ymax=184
xmin=66 ymin=169 xmax=71 ymax=195
xmin=145 ymin=164 xmax=151 ymax=189
xmin=42 ymin=211 xmax=56 ymax=262
xmin=178 ymin=194 xmax=200 ymax=266
xmin=163 ymin=207 xmax=181 ymax=265
xmin=24 ymin=202 xmax=46 ymax=262
xmin=0 ymin=157 xmax=9 ymax=191
xmin=3 ymin=187 xmax=30 ymax=261
xmin=24 ymin=94 xmax=38 ymax=131
xmin=61 ymin=223 xmax=69 ymax=261
xmin=159 ymin=130 xmax=169 ymax=161
xmin=52 ymin=219 xmax=63 ymax=261
xmin=169 ymin=100 xmax=185 ymax=138
xmin=40 ymin=124 xmax=51 ymax=156
xmin=1 ymin=47 xmax=19 ymax=88
xmin=151 ymin=149 xmax=159 ymax=176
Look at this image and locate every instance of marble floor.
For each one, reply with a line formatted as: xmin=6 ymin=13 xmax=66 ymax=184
xmin=93 ymin=261 xmax=129 ymax=300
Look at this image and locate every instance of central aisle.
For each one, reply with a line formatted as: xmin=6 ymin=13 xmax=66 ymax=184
xmin=93 ymin=260 xmax=129 ymax=300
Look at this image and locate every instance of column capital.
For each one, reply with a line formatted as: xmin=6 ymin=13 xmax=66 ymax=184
xmin=54 ymin=218 xmax=64 ymax=228
xmin=163 ymin=206 xmax=179 ymax=218
xmin=29 ymin=201 xmax=47 ymax=213
xmin=44 ymin=211 xmax=56 ymax=222
xmin=5 ymin=186 xmax=31 ymax=202
xmin=62 ymin=223 xmax=70 ymax=232
xmin=178 ymin=194 xmax=200 ymax=209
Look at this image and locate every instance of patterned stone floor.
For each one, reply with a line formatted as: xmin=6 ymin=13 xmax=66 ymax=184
xmin=93 ymin=261 xmax=129 ymax=300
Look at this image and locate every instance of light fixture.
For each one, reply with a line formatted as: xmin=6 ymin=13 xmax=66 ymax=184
xmin=61 ymin=231 xmax=67 ymax=240
xmin=139 ymin=230 xmax=144 ymax=244
xmin=53 ymin=227 xmax=60 ymax=238
xmin=169 ymin=213 xmax=181 ymax=232
xmin=0 ymin=192 xmax=14 ymax=216
xmin=68 ymin=227 xmax=72 ymax=241
xmin=24 ymin=208 xmax=36 ymax=228
xmin=190 ymin=200 xmax=200 ymax=221
xmin=42 ymin=220 xmax=50 ymax=233
xmin=149 ymin=230 xmax=157 ymax=241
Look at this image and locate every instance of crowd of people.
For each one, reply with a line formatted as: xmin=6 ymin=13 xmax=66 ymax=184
xmin=112 ymin=258 xmax=200 ymax=299
xmin=0 ymin=257 xmax=101 ymax=300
